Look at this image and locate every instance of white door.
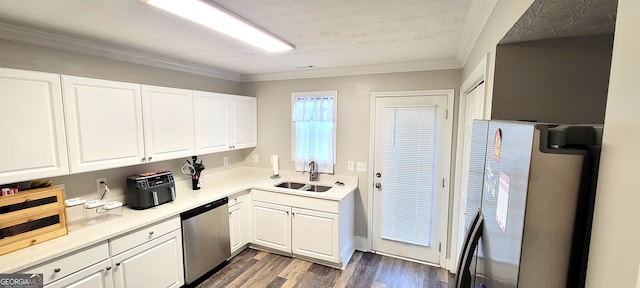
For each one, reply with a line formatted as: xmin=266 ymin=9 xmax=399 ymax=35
xmin=454 ymin=82 xmax=485 ymax=259
xmin=372 ymin=92 xmax=449 ymax=264
xmin=0 ymin=68 xmax=69 ymax=184
xmin=112 ymin=231 xmax=184 ymax=288
xmin=193 ymin=91 xmax=230 ymax=154
xmin=252 ymin=201 xmax=291 ymax=253
xmin=229 ymin=203 xmax=243 ymax=253
xmin=62 ymin=76 xmax=144 ymax=173
xmin=230 ymin=96 xmax=257 ymax=149
xmin=141 ymin=85 xmax=194 ymax=162
xmin=291 ymin=207 xmax=339 ymax=263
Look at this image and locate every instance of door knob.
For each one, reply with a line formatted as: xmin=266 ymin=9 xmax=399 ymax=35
xmin=375 ymin=183 xmax=381 ymax=189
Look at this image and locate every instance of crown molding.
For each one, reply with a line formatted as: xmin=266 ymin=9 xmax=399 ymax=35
xmin=242 ymin=58 xmax=462 ymax=82
xmin=0 ymin=21 xmax=242 ymax=82
xmin=456 ymin=0 xmax=497 ymax=66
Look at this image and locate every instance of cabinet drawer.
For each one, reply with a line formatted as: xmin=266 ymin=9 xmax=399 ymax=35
xmin=109 ymin=216 xmax=180 ymax=255
xmin=229 ymin=190 xmax=249 ymax=208
xmin=20 ymin=241 xmax=109 ymax=285
xmin=251 ymin=189 xmax=339 ymax=213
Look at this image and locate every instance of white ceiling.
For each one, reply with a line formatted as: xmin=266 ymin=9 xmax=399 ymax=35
xmin=0 ymin=0 xmax=479 ymax=81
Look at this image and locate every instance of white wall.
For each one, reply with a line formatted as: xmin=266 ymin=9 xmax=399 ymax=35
xmin=241 ymin=70 xmax=462 ymax=243
xmin=462 ymin=0 xmax=535 ymax=119
xmin=586 ymin=0 xmax=640 ymax=286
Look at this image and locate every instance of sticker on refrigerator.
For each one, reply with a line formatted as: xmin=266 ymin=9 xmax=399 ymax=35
xmin=496 ymin=171 xmax=510 ymax=234
xmin=494 ymin=128 xmax=502 ymax=162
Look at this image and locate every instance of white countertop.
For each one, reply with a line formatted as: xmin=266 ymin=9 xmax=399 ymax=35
xmin=0 ymin=167 xmax=357 ymax=273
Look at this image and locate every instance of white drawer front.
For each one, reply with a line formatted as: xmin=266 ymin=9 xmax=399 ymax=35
xmin=109 ymin=216 xmax=180 ymax=255
xmin=20 ymin=242 xmax=109 ymax=285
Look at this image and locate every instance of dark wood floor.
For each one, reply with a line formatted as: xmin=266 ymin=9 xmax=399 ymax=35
xmin=197 ymin=248 xmax=455 ymax=288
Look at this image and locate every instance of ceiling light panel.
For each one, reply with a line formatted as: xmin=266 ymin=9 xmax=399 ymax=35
xmin=143 ymin=0 xmax=294 ymax=52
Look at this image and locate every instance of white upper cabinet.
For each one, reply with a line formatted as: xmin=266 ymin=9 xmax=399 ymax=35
xmin=230 ymin=96 xmax=257 ymax=149
xmin=141 ymin=85 xmax=194 ymax=162
xmin=0 ymin=68 xmax=69 ymax=185
xmin=62 ymin=75 xmax=145 ymax=173
xmin=193 ymin=91 xmax=230 ymax=154
xmin=194 ymin=92 xmax=256 ymax=154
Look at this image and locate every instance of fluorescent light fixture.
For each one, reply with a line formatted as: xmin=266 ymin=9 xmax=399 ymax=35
xmin=142 ymin=0 xmax=295 ymax=52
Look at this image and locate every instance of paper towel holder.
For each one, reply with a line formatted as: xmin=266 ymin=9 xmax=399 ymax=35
xmin=270 ymin=155 xmax=280 ymax=179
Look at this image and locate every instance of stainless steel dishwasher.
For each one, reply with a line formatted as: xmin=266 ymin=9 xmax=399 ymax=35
xmin=181 ymin=197 xmax=230 ymax=285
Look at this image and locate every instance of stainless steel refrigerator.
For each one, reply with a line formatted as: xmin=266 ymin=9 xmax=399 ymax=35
xmin=457 ymin=120 xmax=602 ymax=288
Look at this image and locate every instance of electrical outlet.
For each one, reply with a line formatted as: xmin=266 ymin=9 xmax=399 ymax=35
xmin=96 ymin=178 xmax=107 ymax=195
xmin=347 ymin=161 xmax=354 ymax=171
xmin=223 ymin=157 xmax=229 ymax=166
xmin=357 ymin=162 xmax=367 ymax=172
xmin=253 ymin=154 xmax=259 ymax=163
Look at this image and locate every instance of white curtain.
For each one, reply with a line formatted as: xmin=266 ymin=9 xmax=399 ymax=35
xmin=292 ymin=96 xmax=335 ymax=173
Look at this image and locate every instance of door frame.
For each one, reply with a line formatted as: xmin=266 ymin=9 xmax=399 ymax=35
xmin=367 ymin=89 xmax=455 ymax=267
xmin=449 ymin=53 xmax=489 ymax=272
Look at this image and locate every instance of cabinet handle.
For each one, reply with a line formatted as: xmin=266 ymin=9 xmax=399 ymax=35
xmin=53 ymin=268 xmax=61 ymax=273
xmin=106 ymin=266 xmax=112 ymax=271
xmin=116 ymin=262 xmax=121 ymax=266
xmin=141 ymin=157 xmax=146 ymax=162
xmin=149 ymin=231 xmax=154 ymax=236
xmin=148 ymin=156 xmax=153 ymax=161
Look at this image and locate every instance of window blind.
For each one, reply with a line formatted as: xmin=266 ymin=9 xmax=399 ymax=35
xmin=380 ymin=106 xmax=436 ymax=247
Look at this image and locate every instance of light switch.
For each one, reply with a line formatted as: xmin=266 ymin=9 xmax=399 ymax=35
xmin=357 ymin=162 xmax=367 ymax=172
xmin=253 ymin=154 xmax=259 ymax=163
xmin=223 ymin=157 xmax=228 ymax=166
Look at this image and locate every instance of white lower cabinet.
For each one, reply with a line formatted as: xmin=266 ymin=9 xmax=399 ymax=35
xmin=109 ymin=216 xmax=184 ymax=288
xmin=252 ymin=201 xmax=291 ymax=253
xmin=111 ymin=230 xmax=183 ymax=288
xmin=292 ymin=208 xmax=339 ymax=263
xmin=20 ymin=217 xmax=184 ymax=288
xmin=45 ymin=259 xmax=113 ymax=288
xmin=250 ymin=189 xmax=354 ymax=268
xmin=229 ymin=191 xmax=251 ymax=256
xmin=19 ymin=242 xmax=110 ymax=287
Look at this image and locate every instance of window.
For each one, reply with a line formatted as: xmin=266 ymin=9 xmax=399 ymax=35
xmin=291 ymin=91 xmax=337 ymax=174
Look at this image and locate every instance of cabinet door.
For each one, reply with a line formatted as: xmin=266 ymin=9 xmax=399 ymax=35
xmin=45 ymin=259 xmax=113 ymax=288
xmin=292 ymin=208 xmax=339 ymax=263
xmin=141 ymin=85 xmax=194 ymax=162
xmin=230 ymin=96 xmax=257 ymax=149
xmin=193 ymin=91 xmax=230 ymax=154
xmin=252 ymin=201 xmax=290 ymax=253
xmin=0 ymin=68 xmax=69 ymax=184
xmin=62 ymin=76 xmax=144 ymax=173
xmin=229 ymin=203 xmax=243 ymax=254
xmin=112 ymin=230 xmax=184 ymax=288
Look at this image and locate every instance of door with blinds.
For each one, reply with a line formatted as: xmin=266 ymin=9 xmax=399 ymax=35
xmin=372 ymin=93 xmax=448 ymax=264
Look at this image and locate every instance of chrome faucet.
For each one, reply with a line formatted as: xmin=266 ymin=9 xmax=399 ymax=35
xmin=308 ymin=160 xmax=318 ymax=182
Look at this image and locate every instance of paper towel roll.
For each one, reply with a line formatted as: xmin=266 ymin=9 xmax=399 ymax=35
xmin=271 ymin=155 xmax=279 ymax=176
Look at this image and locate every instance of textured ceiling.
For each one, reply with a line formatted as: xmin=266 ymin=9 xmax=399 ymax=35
xmin=0 ymin=0 xmax=472 ymax=77
xmin=501 ymin=0 xmax=617 ymax=44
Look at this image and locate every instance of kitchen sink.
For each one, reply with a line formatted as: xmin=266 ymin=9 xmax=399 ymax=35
xmin=274 ymin=181 xmax=332 ymax=192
